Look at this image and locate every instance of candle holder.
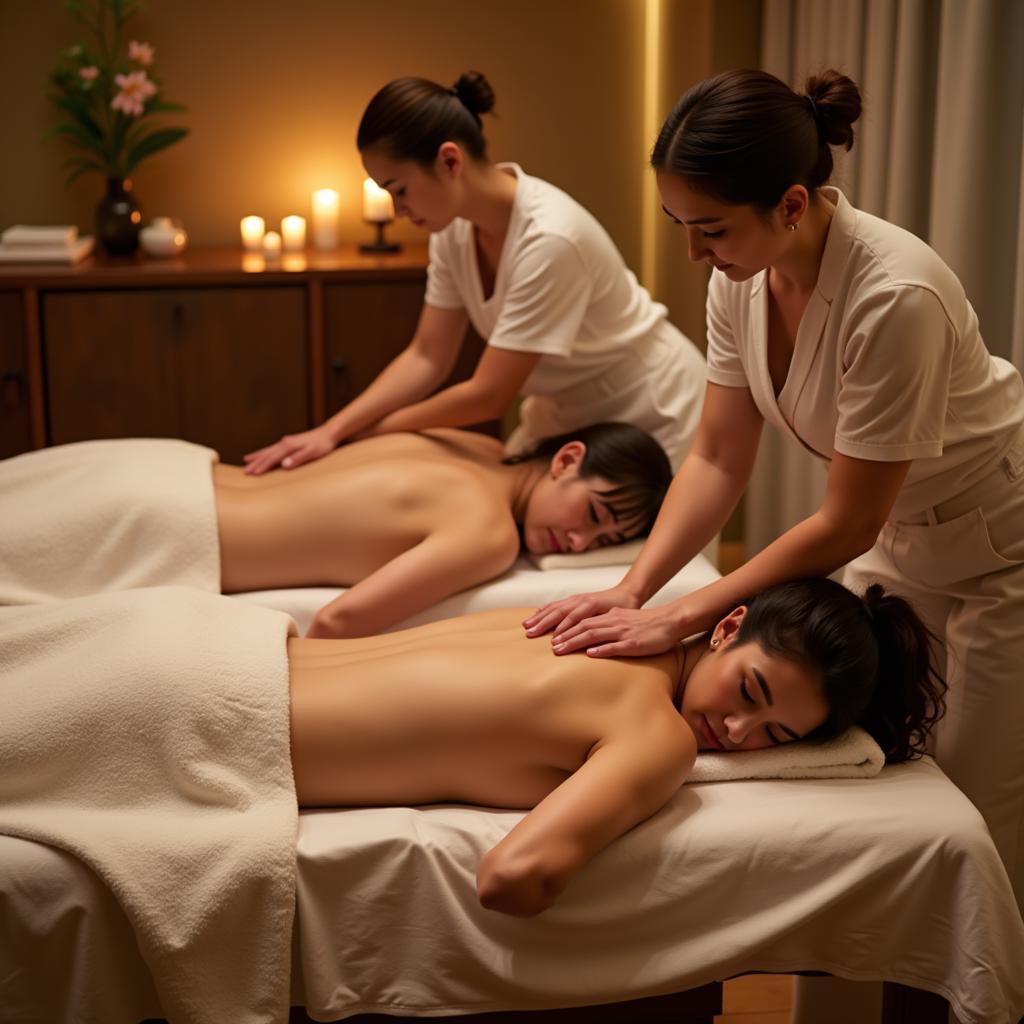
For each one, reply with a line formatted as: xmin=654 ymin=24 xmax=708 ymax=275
xmin=360 ymin=219 xmax=401 ymax=254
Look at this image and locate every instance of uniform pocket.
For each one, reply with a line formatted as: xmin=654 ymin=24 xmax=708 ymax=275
xmin=891 ymin=506 xmax=1020 ymax=589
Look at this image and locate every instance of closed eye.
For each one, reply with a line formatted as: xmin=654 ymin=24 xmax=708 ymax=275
xmin=702 ymin=229 xmax=725 ymax=238
xmin=740 ymin=678 xmax=755 ymax=704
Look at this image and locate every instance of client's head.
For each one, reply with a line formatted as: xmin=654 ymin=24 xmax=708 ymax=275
xmin=679 ymin=578 xmax=946 ymax=763
xmin=504 ymin=422 xmax=673 ymax=556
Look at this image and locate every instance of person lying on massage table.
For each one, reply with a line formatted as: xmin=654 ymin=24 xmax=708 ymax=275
xmin=0 ymin=422 xmax=670 ymax=638
xmin=290 ymin=577 xmax=945 ymax=916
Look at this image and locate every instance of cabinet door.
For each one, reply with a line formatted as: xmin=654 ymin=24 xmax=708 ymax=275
xmin=174 ymin=287 xmax=307 ymax=462
xmin=324 ymin=280 xmax=490 ymax=424
xmin=44 ymin=288 xmax=307 ymax=462
xmin=324 ymin=280 xmax=424 ymax=411
xmin=0 ymin=291 xmax=33 ymax=458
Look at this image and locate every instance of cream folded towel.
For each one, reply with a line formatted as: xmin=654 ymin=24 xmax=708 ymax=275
xmin=0 ymin=438 xmax=220 ymax=604
xmin=0 ymin=588 xmax=297 ymax=1024
xmin=689 ymin=726 xmax=885 ymax=782
xmin=1 ymin=224 xmax=78 ymax=246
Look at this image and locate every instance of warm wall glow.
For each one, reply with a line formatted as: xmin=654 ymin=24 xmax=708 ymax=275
xmin=641 ymin=0 xmax=662 ymax=293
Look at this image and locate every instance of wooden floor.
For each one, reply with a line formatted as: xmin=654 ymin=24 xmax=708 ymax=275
xmin=718 ymin=975 xmax=794 ymax=1023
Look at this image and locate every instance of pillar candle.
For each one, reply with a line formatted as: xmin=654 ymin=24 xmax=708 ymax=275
xmin=240 ymin=215 xmax=265 ymax=252
xmin=311 ymin=189 xmax=340 ymax=250
xmin=362 ymin=178 xmax=394 ymax=223
xmin=262 ymin=230 xmax=282 ymax=259
xmin=281 ymin=215 xmax=306 ymax=252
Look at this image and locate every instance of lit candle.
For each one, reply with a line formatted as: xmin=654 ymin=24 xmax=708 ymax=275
xmin=363 ymin=178 xmax=394 ymax=223
xmin=240 ymin=215 xmax=265 ymax=252
xmin=311 ymin=189 xmax=340 ymax=250
xmin=280 ymin=214 xmax=306 ymax=252
xmin=262 ymin=230 xmax=282 ymax=259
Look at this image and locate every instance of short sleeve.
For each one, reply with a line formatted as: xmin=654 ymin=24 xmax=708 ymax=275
xmin=424 ymin=231 xmax=465 ymax=310
xmin=705 ymin=270 xmax=749 ymax=387
xmin=486 ymin=235 xmax=590 ymax=358
xmin=835 ymin=286 xmax=955 ymax=461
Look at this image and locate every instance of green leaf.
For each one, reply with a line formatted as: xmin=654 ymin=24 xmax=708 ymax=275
xmin=51 ymin=97 xmax=105 ymax=139
xmin=45 ymin=122 xmax=106 ymax=155
xmin=147 ymin=100 xmax=187 ymax=114
xmin=123 ymin=126 xmax=188 ymax=173
xmin=64 ymin=157 xmax=106 ymax=186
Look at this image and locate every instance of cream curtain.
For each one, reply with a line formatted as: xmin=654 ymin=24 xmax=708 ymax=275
xmin=745 ymin=0 xmax=1024 ymax=555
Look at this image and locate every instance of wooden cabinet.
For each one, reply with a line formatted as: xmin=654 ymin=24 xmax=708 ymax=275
xmin=0 ymin=244 xmax=486 ymax=463
xmin=0 ymin=291 xmax=32 ymax=458
xmin=324 ymin=280 xmax=423 ymax=414
xmin=324 ymin=281 xmax=487 ymax=415
xmin=44 ymin=287 xmax=307 ymax=463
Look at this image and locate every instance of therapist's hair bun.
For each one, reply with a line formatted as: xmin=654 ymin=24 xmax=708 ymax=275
xmin=357 ymin=73 xmax=495 ymax=165
xmin=652 ymin=68 xmax=863 ymax=209
xmin=451 ymin=71 xmax=496 ymax=118
xmin=804 ymin=69 xmax=862 ymax=152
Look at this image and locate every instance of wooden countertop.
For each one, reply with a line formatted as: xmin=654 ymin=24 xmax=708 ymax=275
xmin=0 ymin=243 xmax=429 ymax=289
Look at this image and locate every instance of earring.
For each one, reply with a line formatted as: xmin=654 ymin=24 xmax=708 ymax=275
xmin=710 ymin=637 xmax=720 ymax=649
xmin=786 ymin=223 xmax=798 ymax=231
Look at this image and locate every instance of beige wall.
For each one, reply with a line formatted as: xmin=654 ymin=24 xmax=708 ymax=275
xmin=1 ymin=1 xmax=645 ymax=260
xmin=1 ymin=0 xmax=760 ymax=341
xmin=654 ymin=0 xmax=762 ymax=343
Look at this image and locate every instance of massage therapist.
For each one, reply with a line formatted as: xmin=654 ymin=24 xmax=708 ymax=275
xmin=525 ymin=68 xmax=1024 ymax=913
xmin=245 ymin=71 xmax=706 ymax=475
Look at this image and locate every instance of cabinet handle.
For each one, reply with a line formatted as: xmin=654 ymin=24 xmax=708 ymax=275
xmin=331 ymin=358 xmax=347 ymax=373
xmin=171 ymin=302 xmax=184 ymax=329
xmin=1 ymin=370 xmax=24 ymax=409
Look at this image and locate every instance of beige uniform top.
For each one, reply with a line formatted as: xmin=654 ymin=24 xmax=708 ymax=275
xmin=706 ymin=188 xmax=1024 ymax=520
xmin=425 ymin=163 xmax=706 ymax=467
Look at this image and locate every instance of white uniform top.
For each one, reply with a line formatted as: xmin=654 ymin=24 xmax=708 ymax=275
xmin=425 ymin=163 xmax=706 ymax=466
xmin=706 ymin=187 xmax=1024 ymax=519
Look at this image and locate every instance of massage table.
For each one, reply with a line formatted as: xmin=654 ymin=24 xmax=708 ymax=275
xmin=2 ymin=754 xmax=1021 ymax=1023
xmin=1 ymin=572 xmax=1022 ymax=1024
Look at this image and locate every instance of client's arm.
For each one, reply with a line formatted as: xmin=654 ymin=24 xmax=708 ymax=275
xmin=307 ymin=525 xmax=520 ymax=638
xmin=476 ymin=710 xmax=696 ymax=917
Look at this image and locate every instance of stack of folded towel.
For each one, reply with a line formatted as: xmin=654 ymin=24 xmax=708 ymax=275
xmin=0 ymin=224 xmax=95 ymax=264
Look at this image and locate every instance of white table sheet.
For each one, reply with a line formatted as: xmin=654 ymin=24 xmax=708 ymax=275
xmin=234 ymin=553 xmax=722 ymax=635
xmin=4 ymin=760 xmax=1022 ymax=1023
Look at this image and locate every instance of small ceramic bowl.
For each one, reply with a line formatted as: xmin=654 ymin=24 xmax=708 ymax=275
xmin=140 ymin=216 xmax=188 ymax=257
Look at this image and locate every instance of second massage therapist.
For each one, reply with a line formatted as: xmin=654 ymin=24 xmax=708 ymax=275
xmin=245 ymin=71 xmax=706 ymax=475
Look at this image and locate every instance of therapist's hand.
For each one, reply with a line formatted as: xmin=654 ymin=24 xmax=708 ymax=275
xmin=547 ymin=603 xmax=685 ymax=659
xmin=243 ymin=424 xmax=338 ymax=475
xmin=523 ymin=585 xmax=641 ymax=641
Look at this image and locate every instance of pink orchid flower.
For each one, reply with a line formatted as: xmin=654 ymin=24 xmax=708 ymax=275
xmin=111 ymin=70 xmax=157 ymax=117
xmin=128 ymin=40 xmax=155 ymax=65
xmin=78 ymin=65 xmax=99 ymax=82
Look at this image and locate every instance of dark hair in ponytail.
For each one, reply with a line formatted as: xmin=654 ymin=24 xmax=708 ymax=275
xmin=503 ymin=422 xmax=672 ymax=538
xmin=736 ymin=578 xmax=946 ymax=763
xmin=650 ymin=68 xmax=863 ymax=210
xmin=357 ymin=71 xmax=496 ymax=166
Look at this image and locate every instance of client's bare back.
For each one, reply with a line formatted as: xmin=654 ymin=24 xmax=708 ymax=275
xmin=288 ymin=608 xmax=684 ymax=810
xmin=213 ymin=430 xmax=514 ymax=593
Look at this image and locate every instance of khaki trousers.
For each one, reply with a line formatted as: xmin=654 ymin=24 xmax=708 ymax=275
xmin=799 ymin=433 xmax=1024 ymax=1024
xmin=844 ymin=427 xmax=1024 ymax=921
